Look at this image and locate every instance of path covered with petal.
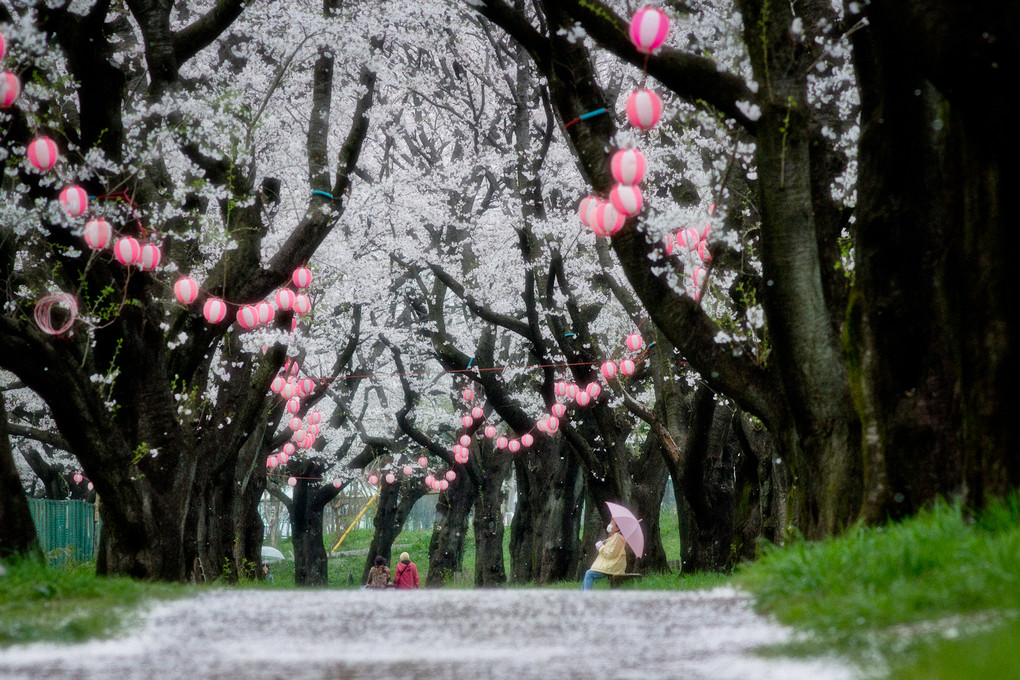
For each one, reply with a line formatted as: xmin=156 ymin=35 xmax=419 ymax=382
xmin=0 ymin=588 xmax=855 ymax=680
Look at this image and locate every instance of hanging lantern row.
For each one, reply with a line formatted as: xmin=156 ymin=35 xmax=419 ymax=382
xmin=172 ymin=267 xmax=313 ymax=327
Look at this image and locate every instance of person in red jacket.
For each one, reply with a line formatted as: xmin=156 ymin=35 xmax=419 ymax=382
xmin=392 ymin=552 xmax=420 ymax=589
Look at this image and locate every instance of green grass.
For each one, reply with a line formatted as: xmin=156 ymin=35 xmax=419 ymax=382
xmin=737 ymin=496 xmax=1020 ymax=679
xmin=0 ymin=556 xmax=188 ymax=647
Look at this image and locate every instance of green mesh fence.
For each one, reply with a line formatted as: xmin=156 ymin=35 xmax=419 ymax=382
xmin=27 ymin=499 xmax=101 ymax=566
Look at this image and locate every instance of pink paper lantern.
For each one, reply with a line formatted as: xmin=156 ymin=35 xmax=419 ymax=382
xmin=610 ymin=149 xmax=646 ymax=185
xmin=471 ymin=406 xmax=484 ymax=419
xmin=289 ymin=416 xmax=302 ymax=431
xmin=308 ymin=424 xmax=320 ymax=436
xmin=576 ymin=391 xmax=591 ymax=407
xmin=369 ymin=474 xmax=379 ymax=485
xmin=592 ymin=202 xmax=625 ymax=237
xmin=462 ymin=388 xmax=474 ymax=401
xmin=555 ymin=381 xmax=567 ymax=397
xmin=278 ymin=451 xmax=289 ymax=464
xmin=386 ymin=473 xmax=396 ymax=484
xmin=27 ymin=136 xmax=59 ymax=171
xmin=521 ymin=433 xmax=534 ymax=447
xmin=203 ymin=297 xmax=228 ymax=323
xmin=610 ymin=184 xmax=643 ymax=216
xmin=113 ymin=236 xmax=140 ymax=266
xmin=172 ymin=277 xmax=198 ymax=306
xmin=0 ymin=33 xmax=5 ymax=59
xmin=289 ymin=362 xmax=300 ymax=375
xmin=292 ymin=267 xmax=312 ymax=289
xmin=292 ymin=428 xmax=306 ymax=443
xmin=281 ymin=381 xmax=296 ymax=400
xmin=288 ymin=477 xmax=297 ymax=487
xmin=678 ymin=227 xmax=701 ymax=252
xmin=270 ymin=375 xmax=285 ymax=393
xmin=287 ymin=398 xmax=301 ymax=414
xmin=236 ymin=305 xmax=259 ymax=330
xmin=698 ymin=240 xmax=712 ymax=262
xmin=546 ymin=416 xmax=559 ymax=432
xmin=298 ymin=378 xmax=315 ymax=397
xmin=462 ymin=415 xmax=474 ymax=428
xmin=629 ymin=6 xmax=670 ymax=54
xmin=0 ymin=71 xmax=19 ymax=108
xmin=299 ymin=434 xmax=312 ymax=448
xmin=601 ymin=361 xmax=617 ymax=379
xmin=59 ymin=186 xmax=89 ymax=217
xmin=446 ymin=470 xmax=456 ymax=481
xmin=256 ymin=301 xmax=275 ymax=325
xmin=139 ymin=243 xmax=161 ymax=270
xmin=83 ymin=219 xmax=112 ymax=250
xmin=626 ymin=333 xmax=643 ymax=352
xmin=664 ymin=233 xmax=675 ymax=256
xmin=566 ymin=384 xmax=578 ymax=399
xmin=496 ymin=436 xmax=508 ymax=449
xmin=294 ymin=293 xmax=311 ymax=314
xmin=692 ymin=266 xmax=708 ymax=288
xmin=552 ymin=403 xmax=566 ymax=418
xmin=621 ymin=359 xmax=636 ymax=376
xmin=586 ymin=383 xmax=602 ymax=398
xmin=484 ymin=425 xmax=496 ymax=438
xmin=536 ymin=419 xmax=548 ymax=433
xmin=419 ymin=456 xmax=428 ymax=467
xmin=577 ymin=196 xmax=598 ymax=227
xmin=508 ymin=439 xmax=520 ymax=453
xmin=441 ymin=480 xmax=449 ymax=490
xmin=455 ymin=451 xmax=468 ymax=464
xmin=284 ymin=443 xmax=295 ymax=456
xmin=275 ymin=288 xmax=296 ymax=310
xmin=425 ymin=475 xmax=434 ymax=486
xmin=267 ymin=456 xmax=278 ymax=468
xmin=333 ymin=479 xmax=342 ymax=488
xmin=460 ymin=434 xmax=471 ymax=447
xmin=307 ymin=411 xmax=321 ymax=425
xmin=73 ymin=473 xmax=83 ymax=484
xmin=403 ymin=465 xmax=413 ymax=476
xmin=626 ymin=89 xmax=663 ymax=130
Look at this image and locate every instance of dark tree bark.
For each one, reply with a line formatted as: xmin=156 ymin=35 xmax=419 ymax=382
xmin=0 ymin=396 xmax=42 ymax=560
xmin=361 ymin=478 xmax=426 ymax=585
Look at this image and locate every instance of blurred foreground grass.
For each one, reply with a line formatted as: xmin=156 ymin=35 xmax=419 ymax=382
xmin=737 ymin=495 xmax=1020 ymax=679
xmin=0 ymin=556 xmax=188 ymax=646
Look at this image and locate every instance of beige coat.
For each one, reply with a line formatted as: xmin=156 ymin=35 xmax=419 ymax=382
xmin=589 ymin=532 xmax=627 ymax=575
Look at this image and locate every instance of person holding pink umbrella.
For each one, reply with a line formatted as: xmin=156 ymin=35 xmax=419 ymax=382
xmin=581 ymin=520 xmax=628 ymax=590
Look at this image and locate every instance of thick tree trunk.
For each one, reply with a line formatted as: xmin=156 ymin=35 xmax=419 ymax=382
xmin=426 ymin=476 xmax=476 ymax=587
xmin=0 ymin=397 xmax=42 ymax=560
xmin=508 ymin=437 xmax=585 ymax=584
xmin=472 ymin=449 xmax=512 ymax=587
xmin=361 ymin=479 xmax=424 ymax=585
xmin=291 ymin=480 xmax=328 ymax=587
xmin=853 ymin=2 xmax=1020 ymax=516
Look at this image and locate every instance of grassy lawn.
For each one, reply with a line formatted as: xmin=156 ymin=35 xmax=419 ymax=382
xmin=736 ymin=496 xmax=1020 ymax=679
xmin=0 ymin=556 xmax=189 ymax=646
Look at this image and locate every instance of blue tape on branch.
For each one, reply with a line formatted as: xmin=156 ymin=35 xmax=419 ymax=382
xmin=578 ymin=108 xmax=607 ymax=121
xmin=312 ymin=190 xmax=334 ymax=200
xmin=564 ymin=333 xmax=577 ymax=338
xmin=466 ymin=358 xmax=474 ymax=369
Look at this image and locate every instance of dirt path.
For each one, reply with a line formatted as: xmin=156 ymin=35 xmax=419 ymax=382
xmin=0 ymin=587 xmax=854 ymax=679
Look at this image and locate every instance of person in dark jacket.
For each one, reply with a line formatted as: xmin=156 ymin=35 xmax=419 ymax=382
xmin=366 ymin=555 xmax=390 ymax=589
xmin=392 ymin=551 xmax=420 ymax=589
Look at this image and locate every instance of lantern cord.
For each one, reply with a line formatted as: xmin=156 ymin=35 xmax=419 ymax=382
xmin=563 ymin=108 xmax=607 ymax=128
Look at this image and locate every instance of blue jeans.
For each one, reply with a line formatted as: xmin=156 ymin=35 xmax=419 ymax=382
xmin=582 ymin=569 xmax=608 ymax=590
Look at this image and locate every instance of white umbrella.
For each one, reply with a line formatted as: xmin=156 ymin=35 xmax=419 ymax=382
xmin=261 ymin=546 xmax=285 ymax=562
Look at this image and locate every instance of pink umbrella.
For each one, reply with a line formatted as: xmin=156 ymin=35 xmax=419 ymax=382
xmin=606 ymin=502 xmax=644 ymax=559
